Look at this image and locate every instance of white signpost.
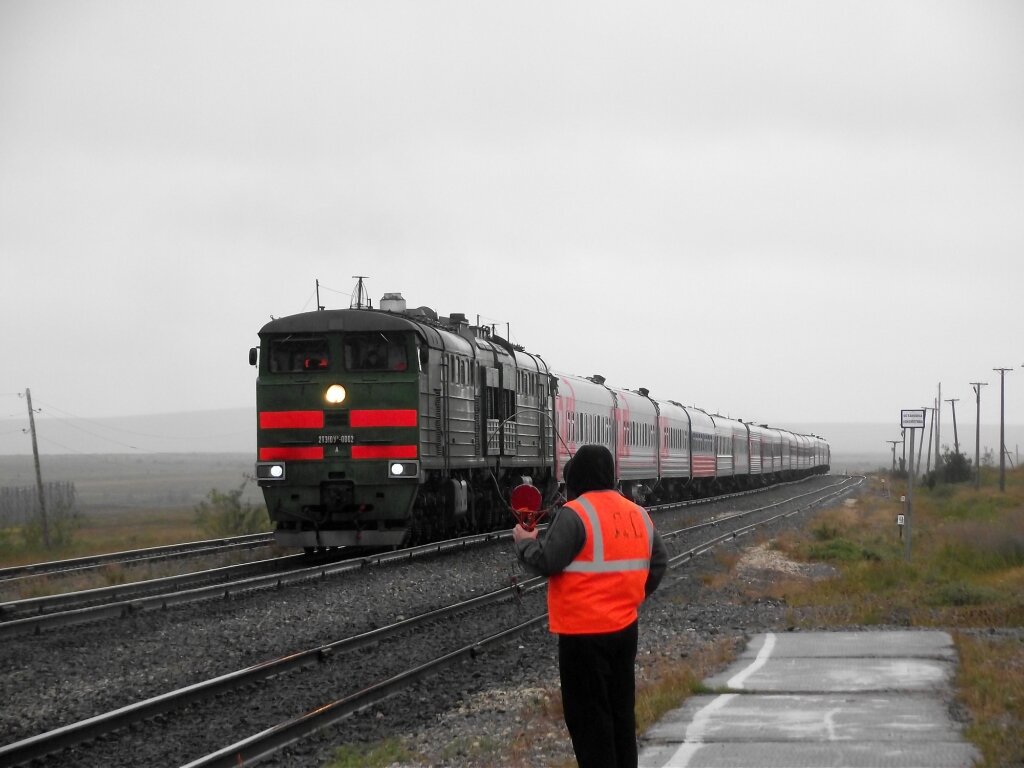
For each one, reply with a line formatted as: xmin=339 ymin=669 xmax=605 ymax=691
xmin=899 ymin=410 xmax=924 ymax=561
xmin=901 ymin=409 xmax=925 ymax=429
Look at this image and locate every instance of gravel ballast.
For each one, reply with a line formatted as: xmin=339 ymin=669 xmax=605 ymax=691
xmin=1 ymin=476 xmax=854 ymax=767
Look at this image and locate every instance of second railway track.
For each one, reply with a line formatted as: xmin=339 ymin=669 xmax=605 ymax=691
xmin=0 ymin=475 xmax=861 ymax=767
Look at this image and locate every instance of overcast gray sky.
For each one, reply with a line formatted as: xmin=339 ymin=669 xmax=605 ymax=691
xmin=2 ymin=1 xmax=1022 ymax=438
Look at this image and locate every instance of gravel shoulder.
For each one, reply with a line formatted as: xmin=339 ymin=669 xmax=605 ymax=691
xmin=266 ymin=483 xmax=854 ymax=768
xmin=1 ymin=476 xmax=851 ymax=766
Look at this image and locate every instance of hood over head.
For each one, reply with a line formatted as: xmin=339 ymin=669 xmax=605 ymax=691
xmin=564 ymin=444 xmax=616 ymax=498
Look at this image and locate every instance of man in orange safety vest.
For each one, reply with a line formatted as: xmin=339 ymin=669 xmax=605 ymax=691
xmin=513 ymin=444 xmax=668 ymax=768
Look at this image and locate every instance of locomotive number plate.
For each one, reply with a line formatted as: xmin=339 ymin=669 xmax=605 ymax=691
xmin=318 ymin=434 xmax=355 ymax=445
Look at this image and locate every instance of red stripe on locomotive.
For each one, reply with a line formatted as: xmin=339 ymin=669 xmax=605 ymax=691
xmin=351 ymin=445 xmax=418 ymax=460
xmin=259 ymin=446 xmax=324 ymax=460
xmin=350 ymin=409 xmax=418 ymax=428
xmin=259 ymin=411 xmax=325 ymax=429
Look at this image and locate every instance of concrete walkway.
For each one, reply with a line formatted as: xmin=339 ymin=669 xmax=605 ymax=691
xmin=638 ymin=630 xmax=979 ymax=768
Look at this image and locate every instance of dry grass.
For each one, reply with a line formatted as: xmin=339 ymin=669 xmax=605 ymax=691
xmin=955 ymin=632 xmax=1024 ymax=768
xmin=0 ymin=506 xmax=280 ymax=600
xmin=743 ymin=469 xmax=1024 ymax=767
xmin=489 ymin=635 xmax=740 ymax=768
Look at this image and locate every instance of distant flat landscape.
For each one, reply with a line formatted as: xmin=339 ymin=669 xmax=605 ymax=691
xmin=1 ymin=409 xmax=1020 ymax=510
xmin=0 ymin=453 xmax=259 ymax=510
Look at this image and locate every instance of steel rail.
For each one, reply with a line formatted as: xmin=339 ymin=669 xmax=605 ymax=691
xmin=0 ymin=577 xmax=546 ymax=767
xmin=658 ymin=476 xmax=856 ymax=543
xmin=180 ymin=477 xmax=863 ymax=768
xmin=0 ymin=475 xmax=858 ymax=767
xmin=0 ymin=554 xmax=310 ymax=622
xmin=0 ymin=476 xmax=838 ymax=633
xmin=664 ymin=476 xmax=864 ymax=571
xmin=0 ymin=530 xmax=511 ymax=638
xmin=179 ymin=614 xmax=551 ymax=768
xmin=0 ymin=533 xmax=275 ymax=582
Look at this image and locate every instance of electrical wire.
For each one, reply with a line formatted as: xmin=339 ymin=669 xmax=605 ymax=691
xmin=35 ymin=434 xmax=94 ymax=454
xmin=33 ymin=400 xmax=248 ymax=442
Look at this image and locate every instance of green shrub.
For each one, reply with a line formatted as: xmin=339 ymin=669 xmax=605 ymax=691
xmin=807 ymin=538 xmax=879 ymax=562
xmin=928 ymin=580 xmax=1000 ymax=607
xmin=193 ymin=480 xmax=269 ymax=537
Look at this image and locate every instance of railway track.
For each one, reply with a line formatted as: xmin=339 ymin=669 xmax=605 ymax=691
xmin=0 ymin=532 xmax=275 ymax=583
xmin=0 ymin=532 xmax=510 ymax=637
xmin=0 ymin=475 xmax=826 ymax=636
xmin=0 ymin=475 xmax=862 ymax=767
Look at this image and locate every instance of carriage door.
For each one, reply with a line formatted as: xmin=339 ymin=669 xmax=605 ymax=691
xmin=482 ymin=366 xmax=517 ymax=456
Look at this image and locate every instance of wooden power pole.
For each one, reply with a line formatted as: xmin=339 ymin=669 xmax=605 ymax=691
xmin=970 ymin=382 xmax=987 ymax=490
xmin=24 ymin=388 xmax=51 ymax=548
xmin=994 ymin=369 xmax=1012 ymax=492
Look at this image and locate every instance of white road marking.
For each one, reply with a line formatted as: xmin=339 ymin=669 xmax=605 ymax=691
xmin=663 ymin=633 xmax=778 ymax=766
xmin=727 ymin=631 xmax=775 ymax=689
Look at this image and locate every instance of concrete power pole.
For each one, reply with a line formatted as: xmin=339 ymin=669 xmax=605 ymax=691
xmin=916 ymin=406 xmax=929 ymax=477
xmin=970 ymin=382 xmax=987 ymax=490
xmin=24 ymin=388 xmax=51 ymax=548
xmin=945 ymin=398 xmax=960 ymax=457
xmin=994 ymin=368 xmax=1012 ymax=492
xmin=934 ymin=384 xmax=942 ymax=473
xmin=923 ymin=405 xmax=935 ymax=477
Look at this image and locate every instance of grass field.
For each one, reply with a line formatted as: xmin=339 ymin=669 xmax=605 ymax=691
xmin=765 ymin=467 xmax=1024 ymax=766
xmin=0 ymin=453 xmax=274 ymax=595
xmin=0 ymin=452 xmax=260 ymax=508
xmin=5 ymin=464 xmax=1021 ymax=766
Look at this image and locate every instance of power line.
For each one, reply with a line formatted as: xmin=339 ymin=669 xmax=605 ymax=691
xmin=36 ymin=434 xmax=93 ymax=455
xmin=33 ymin=399 xmax=250 ymax=442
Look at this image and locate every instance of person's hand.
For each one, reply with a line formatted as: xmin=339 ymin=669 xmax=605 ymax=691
xmin=512 ymin=524 xmax=538 ymax=543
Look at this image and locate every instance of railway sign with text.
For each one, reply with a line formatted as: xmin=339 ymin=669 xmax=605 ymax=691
xmin=901 ymin=409 xmax=925 ymax=429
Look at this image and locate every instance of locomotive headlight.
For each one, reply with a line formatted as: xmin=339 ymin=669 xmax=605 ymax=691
xmin=388 ymin=461 xmax=419 ymax=479
xmin=325 ymin=384 xmax=347 ymax=404
xmin=255 ymin=462 xmax=286 ymax=481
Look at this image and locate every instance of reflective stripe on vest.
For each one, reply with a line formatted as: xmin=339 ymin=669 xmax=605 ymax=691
xmin=563 ymin=495 xmax=654 ymax=573
xmin=547 ymin=491 xmax=654 ymax=634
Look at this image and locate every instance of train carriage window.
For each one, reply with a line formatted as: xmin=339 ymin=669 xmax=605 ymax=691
xmin=269 ymin=335 xmax=330 ymax=372
xmin=343 ymin=333 xmax=409 ymax=372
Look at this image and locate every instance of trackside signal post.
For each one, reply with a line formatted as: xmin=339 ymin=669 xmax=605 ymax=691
xmin=900 ymin=409 xmax=925 ymax=561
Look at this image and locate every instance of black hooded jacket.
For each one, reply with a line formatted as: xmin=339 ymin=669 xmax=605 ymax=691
xmin=515 ymin=445 xmax=668 ymax=598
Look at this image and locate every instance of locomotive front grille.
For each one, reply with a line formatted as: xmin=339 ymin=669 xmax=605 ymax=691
xmin=321 ymin=481 xmax=355 ymax=513
xmin=325 ymin=411 xmax=350 ymax=427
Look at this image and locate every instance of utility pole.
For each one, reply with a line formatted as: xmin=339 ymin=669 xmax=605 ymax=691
xmin=945 ymin=398 xmax=960 ymax=457
xmin=934 ymin=384 xmax=943 ymax=473
xmin=923 ymin=404 xmax=935 ymax=477
xmin=887 ymin=440 xmax=901 ymax=475
xmin=901 ymin=429 xmax=907 ymax=473
xmin=921 ymin=405 xmax=929 ymax=479
xmin=970 ymin=382 xmax=987 ymax=490
xmin=904 ymin=427 xmax=917 ymax=562
xmin=994 ymin=368 xmax=1012 ymax=492
xmin=899 ymin=410 xmax=925 ymax=562
xmin=24 ymin=388 xmax=51 ymax=548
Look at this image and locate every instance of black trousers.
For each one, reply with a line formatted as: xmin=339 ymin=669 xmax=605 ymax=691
xmin=558 ymin=620 xmax=639 ymax=768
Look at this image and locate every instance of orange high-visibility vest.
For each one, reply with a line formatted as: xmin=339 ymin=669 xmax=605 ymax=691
xmin=547 ymin=490 xmax=655 ymax=635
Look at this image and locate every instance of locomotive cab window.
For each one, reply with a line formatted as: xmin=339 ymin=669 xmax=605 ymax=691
xmin=268 ymin=335 xmax=330 ymax=372
xmin=344 ymin=333 xmax=409 ymax=372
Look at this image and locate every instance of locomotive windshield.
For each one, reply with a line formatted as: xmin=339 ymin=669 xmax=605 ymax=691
xmin=344 ymin=332 xmax=409 ymax=372
xmin=268 ymin=335 xmax=330 ymax=372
